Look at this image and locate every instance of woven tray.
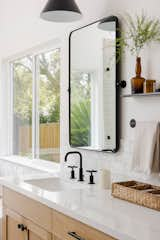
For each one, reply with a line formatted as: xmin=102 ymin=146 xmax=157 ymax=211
xmin=112 ymin=180 xmax=160 ymax=211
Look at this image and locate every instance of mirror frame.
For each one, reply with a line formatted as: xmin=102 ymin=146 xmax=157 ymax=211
xmin=68 ymin=16 xmax=120 ymax=152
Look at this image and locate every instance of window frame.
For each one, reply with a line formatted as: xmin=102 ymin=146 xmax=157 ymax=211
xmin=6 ymin=39 xmax=61 ymax=161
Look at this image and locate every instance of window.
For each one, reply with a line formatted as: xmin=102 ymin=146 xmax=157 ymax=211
xmin=13 ymin=56 xmax=33 ymax=158
xmin=38 ymin=49 xmax=60 ymax=162
xmin=11 ymin=48 xmax=60 ymax=163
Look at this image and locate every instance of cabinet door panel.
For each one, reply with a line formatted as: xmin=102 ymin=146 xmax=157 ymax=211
xmin=3 ymin=208 xmax=52 ymax=240
xmin=27 ymin=220 xmax=52 ymax=240
xmin=3 ymin=187 xmax=52 ymax=232
xmin=2 ymin=208 xmax=25 ymax=240
xmin=6 ymin=215 xmax=25 ymax=240
xmin=28 ymin=231 xmax=43 ymax=240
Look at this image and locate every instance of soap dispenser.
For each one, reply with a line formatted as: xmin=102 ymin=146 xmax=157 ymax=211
xmin=99 ymin=169 xmax=111 ymax=189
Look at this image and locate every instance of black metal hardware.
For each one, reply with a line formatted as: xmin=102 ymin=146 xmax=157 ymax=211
xmin=17 ymin=224 xmax=27 ymax=231
xmin=21 ymin=225 xmax=27 ymax=231
xmin=106 ymin=67 xmax=110 ymax=72
xmin=86 ymin=170 xmax=98 ymax=184
xmin=68 ymin=232 xmax=86 ymax=240
xmin=130 ymin=119 xmax=136 ymax=128
xmin=17 ymin=224 xmax=21 ymax=229
xmin=68 ymin=165 xmax=78 ymax=179
xmin=117 ymin=80 xmax=127 ymax=88
xmin=65 ymin=151 xmax=84 ymax=181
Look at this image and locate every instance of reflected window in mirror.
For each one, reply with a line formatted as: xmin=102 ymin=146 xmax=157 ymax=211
xmin=69 ymin=16 xmax=120 ymax=152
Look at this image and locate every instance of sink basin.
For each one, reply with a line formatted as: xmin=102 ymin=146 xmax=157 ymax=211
xmin=25 ymin=177 xmax=88 ymax=192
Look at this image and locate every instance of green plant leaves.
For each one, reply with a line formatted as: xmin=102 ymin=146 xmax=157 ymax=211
xmin=71 ymin=100 xmax=91 ymax=147
xmin=117 ymin=13 xmax=160 ymax=57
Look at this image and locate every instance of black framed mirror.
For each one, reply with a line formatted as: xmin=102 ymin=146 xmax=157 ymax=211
xmin=69 ymin=16 xmax=120 ymax=152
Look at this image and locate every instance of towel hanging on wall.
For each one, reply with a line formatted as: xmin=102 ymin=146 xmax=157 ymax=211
xmin=131 ymin=121 xmax=160 ymax=175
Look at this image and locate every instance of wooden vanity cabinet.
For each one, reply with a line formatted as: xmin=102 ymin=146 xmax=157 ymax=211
xmin=3 ymin=208 xmax=52 ymax=240
xmin=2 ymin=187 xmax=116 ymax=240
xmin=2 ymin=187 xmax=53 ymax=240
xmin=53 ymin=210 xmax=115 ymax=240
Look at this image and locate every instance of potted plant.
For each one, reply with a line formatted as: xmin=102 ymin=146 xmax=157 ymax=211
xmin=117 ymin=13 xmax=160 ymax=94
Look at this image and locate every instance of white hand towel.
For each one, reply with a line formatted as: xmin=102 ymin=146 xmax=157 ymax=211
xmin=131 ymin=121 xmax=160 ymax=175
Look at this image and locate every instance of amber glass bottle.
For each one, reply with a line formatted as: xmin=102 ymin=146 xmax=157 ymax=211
xmin=131 ymin=57 xmax=145 ymax=94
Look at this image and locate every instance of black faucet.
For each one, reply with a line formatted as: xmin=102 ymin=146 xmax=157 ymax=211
xmin=64 ymin=151 xmax=84 ymax=181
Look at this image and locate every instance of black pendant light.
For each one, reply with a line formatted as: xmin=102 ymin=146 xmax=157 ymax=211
xmin=40 ymin=0 xmax=82 ymax=22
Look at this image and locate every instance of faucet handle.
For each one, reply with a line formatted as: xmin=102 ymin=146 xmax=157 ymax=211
xmin=86 ymin=170 xmax=98 ymax=184
xmin=68 ymin=166 xmax=78 ymax=179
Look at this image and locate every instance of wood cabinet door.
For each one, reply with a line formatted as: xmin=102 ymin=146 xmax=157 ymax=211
xmin=2 ymin=208 xmax=25 ymax=240
xmin=26 ymin=218 xmax=52 ymax=240
xmin=7 ymin=216 xmax=25 ymax=240
xmin=28 ymin=231 xmax=44 ymax=240
xmin=2 ymin=208 xmax=52 ymax=240
xmin=28 ymin=229 xmax=52 ymax=240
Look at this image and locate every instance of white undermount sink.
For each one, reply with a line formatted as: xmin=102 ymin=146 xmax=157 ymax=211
xmin=25 ymin=177 xmax=89 ymax=192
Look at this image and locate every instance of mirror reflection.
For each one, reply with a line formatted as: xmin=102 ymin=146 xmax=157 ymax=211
xmin=69 ymin=16 xmax=119 ymax=152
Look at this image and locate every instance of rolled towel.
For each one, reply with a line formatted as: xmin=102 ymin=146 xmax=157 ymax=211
xmin=131 ymin=121 xmax=160 ymax=175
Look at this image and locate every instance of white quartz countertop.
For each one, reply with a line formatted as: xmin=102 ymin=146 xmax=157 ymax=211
xmin=1 ymin=174 xmax=160 ymax=240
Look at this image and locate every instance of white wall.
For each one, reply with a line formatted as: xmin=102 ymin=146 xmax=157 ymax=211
xmin=1 ymin=0 xmax=160 ymax=180
xmin=61 ymin=0 xmax=160 ymax=180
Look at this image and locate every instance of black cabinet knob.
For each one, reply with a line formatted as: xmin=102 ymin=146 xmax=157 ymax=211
xmin=17 ymin=224 xmax=21 ymax=229
xmin=21 ymin=225 xmax=27 ymax=231
xmin=86 ymin=170 xmax=98 ymax=184
xmin=17 ymin=224 xmax=27 ymax=231
xmin=68 ymin=166 xmax=78 ymax=179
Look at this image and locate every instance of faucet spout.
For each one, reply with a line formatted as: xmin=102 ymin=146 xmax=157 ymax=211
xmin=64 ymin=151 xmax=84 ymax=181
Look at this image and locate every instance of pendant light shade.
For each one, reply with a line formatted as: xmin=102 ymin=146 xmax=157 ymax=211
xmin=40 ymin=0 xmax=82 ymax=22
